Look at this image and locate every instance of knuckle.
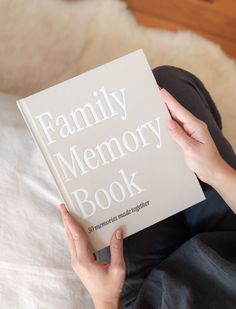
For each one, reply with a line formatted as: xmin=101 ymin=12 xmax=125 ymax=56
xmin=198 ymin=120 xmax=207 ymax=130
xmin=120 ymin=265 xmax=126 ymax=275
xmin=76 ymin=256 xmax=85 ymax=266
xmin=72 ymin=233 xmax=79 ymax=241
xmin=71 ymin=257 xmax=85 ymax=270
xmin=111 ymin=241 xmax=120 ymax=251
xmin=71 ymin=258 xmax=78 ymax=270
xmin=184 ymin=142 xmax=194 ymax=154
xmin=65 ymin=230 xmax=70 ymax=238
xmin=64 ymin=212 xmax=71 ymax=222
xmin=112 ymin=263 xmax=125 ymax=275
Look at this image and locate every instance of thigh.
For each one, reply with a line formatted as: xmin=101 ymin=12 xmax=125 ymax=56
xmin=97 ymin=65 xmax=236 ymax=306
xmin=96 ymin=212 xmax=189 ymax=306
xmin=153 ymin=65 xmax=236 ymax=235
xmin=121 ymin=212 xmax=189 ymax=305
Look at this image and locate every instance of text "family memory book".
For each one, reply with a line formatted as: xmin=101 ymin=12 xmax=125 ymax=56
xmin=17 ymin=49 xmax=205 ymax=251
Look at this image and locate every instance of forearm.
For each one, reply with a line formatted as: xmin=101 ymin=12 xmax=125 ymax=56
xmin=210 ymin=160 xmax=236 ymax=213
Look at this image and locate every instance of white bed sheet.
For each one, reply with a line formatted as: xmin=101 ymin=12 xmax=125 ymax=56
xmin=0 ymin=92 xmax=92 ymax=308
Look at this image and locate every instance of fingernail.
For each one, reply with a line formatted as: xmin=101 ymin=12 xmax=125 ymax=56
xmin=116 ymin=229 xmax=123 ymax=240
xmin=60 ymin=203 xmax=67 ymax=213
xmin=168 ymin=120 xmax=177 ymax=130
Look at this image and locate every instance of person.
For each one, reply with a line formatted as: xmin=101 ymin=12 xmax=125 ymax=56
xmin=60 ymin=66 xmax=236 ymax=309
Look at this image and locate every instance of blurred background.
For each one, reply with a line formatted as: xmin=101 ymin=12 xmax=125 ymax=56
xmin=124 ymin=0 xmax=236 ymax=59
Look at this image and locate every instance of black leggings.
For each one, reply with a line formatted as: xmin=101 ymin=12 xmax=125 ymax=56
xmin=96 ymin=66 xmax=236 ymax=307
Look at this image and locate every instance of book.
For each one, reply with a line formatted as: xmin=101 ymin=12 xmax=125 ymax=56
xmin=17 ymin=49 xmax=205 ymax=252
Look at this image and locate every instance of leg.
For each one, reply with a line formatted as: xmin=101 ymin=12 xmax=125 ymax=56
xmin=154 ymin=65 xmax=236 ymax=235
xmin=96 ymin=212 xmax=189 ymax=307
xmin=97 ymin=65 xmax=236 ymax=308
xmin=153 ymin=66 xmax=236 ymax=167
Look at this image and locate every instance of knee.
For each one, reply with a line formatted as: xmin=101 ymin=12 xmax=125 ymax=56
xmin=152 ymin=65 xmax=196 ymax=88
xmin=153 ymin=65 xmax=181 ymax=75
xmin=152 ymin=65 xmax=183 ymax=79
xmin=152 ymin=65 xmax=222 ymax=130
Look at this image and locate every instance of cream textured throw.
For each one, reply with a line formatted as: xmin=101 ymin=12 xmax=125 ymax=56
xmin=0 ymin=0 xmax=236 ymax=147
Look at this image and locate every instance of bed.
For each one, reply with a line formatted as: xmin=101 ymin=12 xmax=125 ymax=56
xmin=0 ymin=92 xmax=92 ymax=308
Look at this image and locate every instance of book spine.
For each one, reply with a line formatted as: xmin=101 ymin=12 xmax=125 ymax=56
xmin=17 ymin=99 xmax=73 ymax=210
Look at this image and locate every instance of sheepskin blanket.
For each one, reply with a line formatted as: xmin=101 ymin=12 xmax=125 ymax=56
xmin=0 ymin=0 xmax=236 ymax=147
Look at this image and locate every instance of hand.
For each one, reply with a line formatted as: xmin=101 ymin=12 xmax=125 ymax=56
xmin=160 ymin=88 xmax=226 ymax=186
xmin=60 ymin=204 xmax=125 ymax=309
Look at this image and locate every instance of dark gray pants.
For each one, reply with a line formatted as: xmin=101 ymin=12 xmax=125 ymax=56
xmin=96 ymin=66 xmax=236 ymax=307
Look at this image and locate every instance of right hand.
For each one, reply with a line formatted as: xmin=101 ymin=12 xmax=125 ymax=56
xmin=60 ymin=204 xmax=125 ymax=309
xmin=160 ymin=88 xmax=227 ymax=186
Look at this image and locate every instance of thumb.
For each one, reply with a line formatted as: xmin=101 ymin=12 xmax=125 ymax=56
xmin=110 ymin=229 xmax=125 ymax=269
xmin=168 ymin=119 xmax=196 ymax=150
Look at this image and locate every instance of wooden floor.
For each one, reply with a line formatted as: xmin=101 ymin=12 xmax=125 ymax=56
xmin=124 ymin=0 xmax=236 ymax=59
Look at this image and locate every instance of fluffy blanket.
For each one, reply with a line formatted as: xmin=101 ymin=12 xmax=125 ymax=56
xmin=0 ymin=0 xmax=235 ymax=147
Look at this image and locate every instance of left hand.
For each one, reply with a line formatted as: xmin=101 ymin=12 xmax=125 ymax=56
xmin=160 ymin=88 xmax=225 ymax=185
xmin=60 ymin=204 xmax=125 ymax=309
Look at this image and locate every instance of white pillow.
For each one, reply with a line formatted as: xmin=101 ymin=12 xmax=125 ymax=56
xmin=0 ymin=92 xmax=92 ymax=308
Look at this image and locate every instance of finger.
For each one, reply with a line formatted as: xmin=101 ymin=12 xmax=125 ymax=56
xmin=65 ymin=221 xmax=77 ymax=260
xmin=168 ymin=119 xmax=197 ymax=150
xmin=60 ymin=204 xmax=77 ymax=259
xmin=110 ymin=229 xmax=125 ymax=270
xmin=60 ymin=204 xmax=95 ymax=264
xmin=161 ymin=88 xmax=199 ymax=125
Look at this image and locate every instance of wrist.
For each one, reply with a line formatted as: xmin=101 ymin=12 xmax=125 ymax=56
xmin=94 ymin=299 xmax=121 ymax=309
xmin=210 ymin=159 xmax=234 ymax=190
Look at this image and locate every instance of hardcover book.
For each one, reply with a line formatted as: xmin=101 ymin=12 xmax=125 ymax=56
xmin=17 ymin=49 xmax=205 ymax=251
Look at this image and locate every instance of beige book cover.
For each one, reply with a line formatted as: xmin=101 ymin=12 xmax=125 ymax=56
xmin=17 ymin=49 xmax=205 ymax=252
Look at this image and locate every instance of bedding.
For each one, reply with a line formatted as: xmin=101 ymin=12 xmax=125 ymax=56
xmin=0 ymin=92 xmax=92 ymax=308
